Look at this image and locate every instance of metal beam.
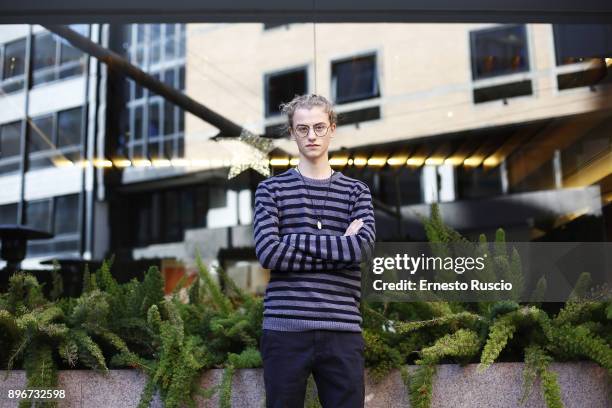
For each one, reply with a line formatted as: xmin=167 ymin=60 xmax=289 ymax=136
xmin=3 ymin=1 xmax=612 ymax=24
xmin=43 ymin=25 xmax=245 ymax=138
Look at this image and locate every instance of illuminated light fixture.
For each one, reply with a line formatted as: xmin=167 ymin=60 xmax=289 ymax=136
xmin=270 ymin=158 xmax=290 ymax=166
xmin=152 ymin=159 xmax=172 ymax=167
xmin=93 ymin=159 xmax=113 ymax=168
xmin=53 ymin=158 xmax=74 ymax=167
xmin=386 ymin=157 xmax=407 ymax=166
xmin=483 ymin=156 xmax=500 ymax=167
xmin=606 ymin=58 xmax=612 ymax=67
xmin=367 ymin=157 xmax=387 ymax=166
xmin=289 ymin=157 xmax=299 ymax=166
xmin=132 ymin=159 xmax=152 ymax=167
xmin=113 ymin=159 xmax=131 ymax=168
xmin=191 ymin=159 xmax=211 ymax=167
xmin=170 ymin=158 xmax=190 ymax=167
xmin=424 ymin=157 xmax=444 ymax=166
xmin=444 ymin=157 xmax=463 ymax=166
xmin=329 ymin=157 xmax=348 ymax=166
xmin=463 ymin=156 xmax=483 ymax=167
xmin=353 ymin=157 xmax=367 ymax=166
xmin=76 ymin=160 xmax=89 ymax=168
xmin=406 ymin=157 xmax=425 ymax=166
xmin=347 ymin=158 xmax=354 ymax=165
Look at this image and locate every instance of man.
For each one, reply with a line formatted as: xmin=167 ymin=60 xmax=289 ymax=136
xmin=253 ymin=93 xmax=376 ymax=408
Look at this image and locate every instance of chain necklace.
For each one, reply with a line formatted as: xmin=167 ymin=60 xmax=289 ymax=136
xmin=295 ymin=166 xmax=334 ymax=230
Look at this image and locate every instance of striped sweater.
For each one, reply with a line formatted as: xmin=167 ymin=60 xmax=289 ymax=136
xmin=253 ymin=167 xmax=376 ymax=333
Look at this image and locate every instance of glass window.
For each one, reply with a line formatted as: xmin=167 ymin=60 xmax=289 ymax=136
xmin=470 ymin=25 xmax=529 ymax=80
xmin=32 ymin=33 xmax=57 ymax=71
xmin=148 ymin=139 xmax=159 ymax=158
xmin=60 ymin=24 xmax=88 ymax=64
xmin=166 ymin=24 xmax=176 ymax=37
xmin=150 ymin=192 xmax=162 ymax=242
xmin=137 ymin=25 xmax=146 ymax=45
xmin=180 ymin=189 xmax=195 ymax=229
xmin=194 ymin=186 xmax=207 ymax=228
xmin=178 ymin=109 xmax=184 ymax=133
xmin=29 ymin=114 xmax=54 ymax=152
xmin=123 ymin=24 xmax=185 ymax=160
xmin=135 ymin=196 xmax=150 ymax=245
xmin=26 ymin=199 xmax=52 ymax=233
xmin=164 ymin=190 xmax=181 ymax=242
xmin=57 ymin=108 xmax=82 ymax=148
xmin=553 ymin=24 xmax=612 ymax=66
xmin=164 ymin=37 xmax=175 ymax=60
xmin=331 ymin=54 xmax=379 ymax=104
xmin=265 ymin=67 xmax=307 ymax=116
xmin=162 ymin=69 xmax=174 ymax=86
xmin=135 ymin=46 xmax=145 ymax=67
xmin=163 ymin=100 xmax=175 ymax=135
xmin=163 ymin=138 xmax=174 ymax=158
xmin=178 ymin=26 xmax=185 ymax=58
xmin=133 ymin=143 xmax=143 ymax=158
xmin=177 ymin=136 xmax=184 ymax=157
xmin=0 ymin=121 xmax=22 ymax=158
xmin=2 ymin=38 xmax=26 ymax=79
xmin=150 ymin=24 xmax=161 ymax=43
xmin=209 ymin=187 xmax=227 ymax=209
xmin=148 ymin=102 xmax=160 ymax=137
xmin=134 ymin=105 xmax=144 ymax=140
xmin=0 ymin=203 xmax=17 ymax=225
xmin=55 ymin=194 xmax=79 ymax=235
xmin=150 ymin=42 xmax=161 ymax=65
xmin=133 ymin=80 xmax=144 ymax=100
xmin=179 ymin=66 xmax=185 ymax=90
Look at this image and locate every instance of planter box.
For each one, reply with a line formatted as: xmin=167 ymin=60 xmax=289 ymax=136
xmin=1 ymin=362 xmax=609 ymax=407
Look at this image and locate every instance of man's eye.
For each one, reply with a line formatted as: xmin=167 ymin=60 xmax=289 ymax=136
xmin=315 ymin=126 xmax=326 ymax=131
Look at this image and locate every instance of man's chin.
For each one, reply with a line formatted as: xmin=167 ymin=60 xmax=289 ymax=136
xmin=300 ymin=150 xmax=327 ymax=160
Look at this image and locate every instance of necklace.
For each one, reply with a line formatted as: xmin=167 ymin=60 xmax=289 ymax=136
xmin=295 ymin=166 xmax=334 ymax=230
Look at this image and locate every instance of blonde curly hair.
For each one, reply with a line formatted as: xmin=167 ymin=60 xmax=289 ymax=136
xmin=279 ymin=93 xmax=338 ymax=137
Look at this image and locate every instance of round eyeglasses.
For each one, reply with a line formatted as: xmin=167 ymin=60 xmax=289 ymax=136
xmin=293 ymin=123 xmax=331 ymax=138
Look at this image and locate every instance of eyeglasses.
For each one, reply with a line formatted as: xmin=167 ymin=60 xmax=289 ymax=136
xmin=292 ymin=123 xmax=331 ymax=138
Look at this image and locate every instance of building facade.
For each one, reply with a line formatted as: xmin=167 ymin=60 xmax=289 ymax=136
xmin=1 ymin=22 xmax=610 ymax=294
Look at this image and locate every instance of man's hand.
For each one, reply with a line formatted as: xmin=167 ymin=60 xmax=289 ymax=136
xmin=343 ymin=218 xmax=364 ymax=236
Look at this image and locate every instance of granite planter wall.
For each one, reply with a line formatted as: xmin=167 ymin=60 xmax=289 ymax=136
xmin=1 ymin=362 xmax=609 ymax=407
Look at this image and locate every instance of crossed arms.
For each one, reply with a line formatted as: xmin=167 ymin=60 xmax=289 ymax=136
xmin=253 ymin=182 xmax=376 ymax=272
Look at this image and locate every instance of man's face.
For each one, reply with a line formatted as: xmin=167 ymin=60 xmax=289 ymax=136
xmin=290 ymin=106 xmax=335 ymax=160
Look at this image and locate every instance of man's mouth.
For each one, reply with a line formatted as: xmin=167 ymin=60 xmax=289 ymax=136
xmin=306 ymin=144 xmax=319 ymax=147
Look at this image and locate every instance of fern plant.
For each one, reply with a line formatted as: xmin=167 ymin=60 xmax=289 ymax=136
xmin=387 ymin=203 xmax=612 ymax=408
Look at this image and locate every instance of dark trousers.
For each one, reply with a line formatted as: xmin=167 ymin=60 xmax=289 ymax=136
xmin=260 ymin=329 xmax=365 ymax=408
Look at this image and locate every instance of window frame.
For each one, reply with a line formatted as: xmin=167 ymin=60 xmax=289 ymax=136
xmin=330 ymin=50 xmax=381 ymax=105
xmin=468 ymin=24 xmax=535 ymax=104
xmin=125 ymin=23 xmax=186 ymax=160
xmin=31 ymin=26 xmax=90 ymax=88
xmin=263 ymin=64 xmax=309 ymax=118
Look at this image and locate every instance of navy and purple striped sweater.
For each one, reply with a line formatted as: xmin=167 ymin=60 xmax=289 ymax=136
xmin=253 ymin=167 xmax=376 ymax=333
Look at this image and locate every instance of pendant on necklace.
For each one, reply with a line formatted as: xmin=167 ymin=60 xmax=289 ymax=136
xmin=317 ymin=220 xmax=322 ymax=230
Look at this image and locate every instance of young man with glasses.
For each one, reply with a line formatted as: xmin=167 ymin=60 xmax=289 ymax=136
xmin=253 ymin=93 xmax=376 ymax=407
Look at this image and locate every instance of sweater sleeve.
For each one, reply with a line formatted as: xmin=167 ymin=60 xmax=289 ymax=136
xmin=281 ymin=185 xmax=376 ymax=263
xmin=253 ymin=182 xmax=353 ymax=272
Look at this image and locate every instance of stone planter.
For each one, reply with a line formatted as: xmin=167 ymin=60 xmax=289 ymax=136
xmin=1 ymin=362 xmax=609 ymax=407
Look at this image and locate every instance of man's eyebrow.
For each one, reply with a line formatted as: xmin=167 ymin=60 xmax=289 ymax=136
xmin=295 ymin=122 xmax=329 ymax=126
